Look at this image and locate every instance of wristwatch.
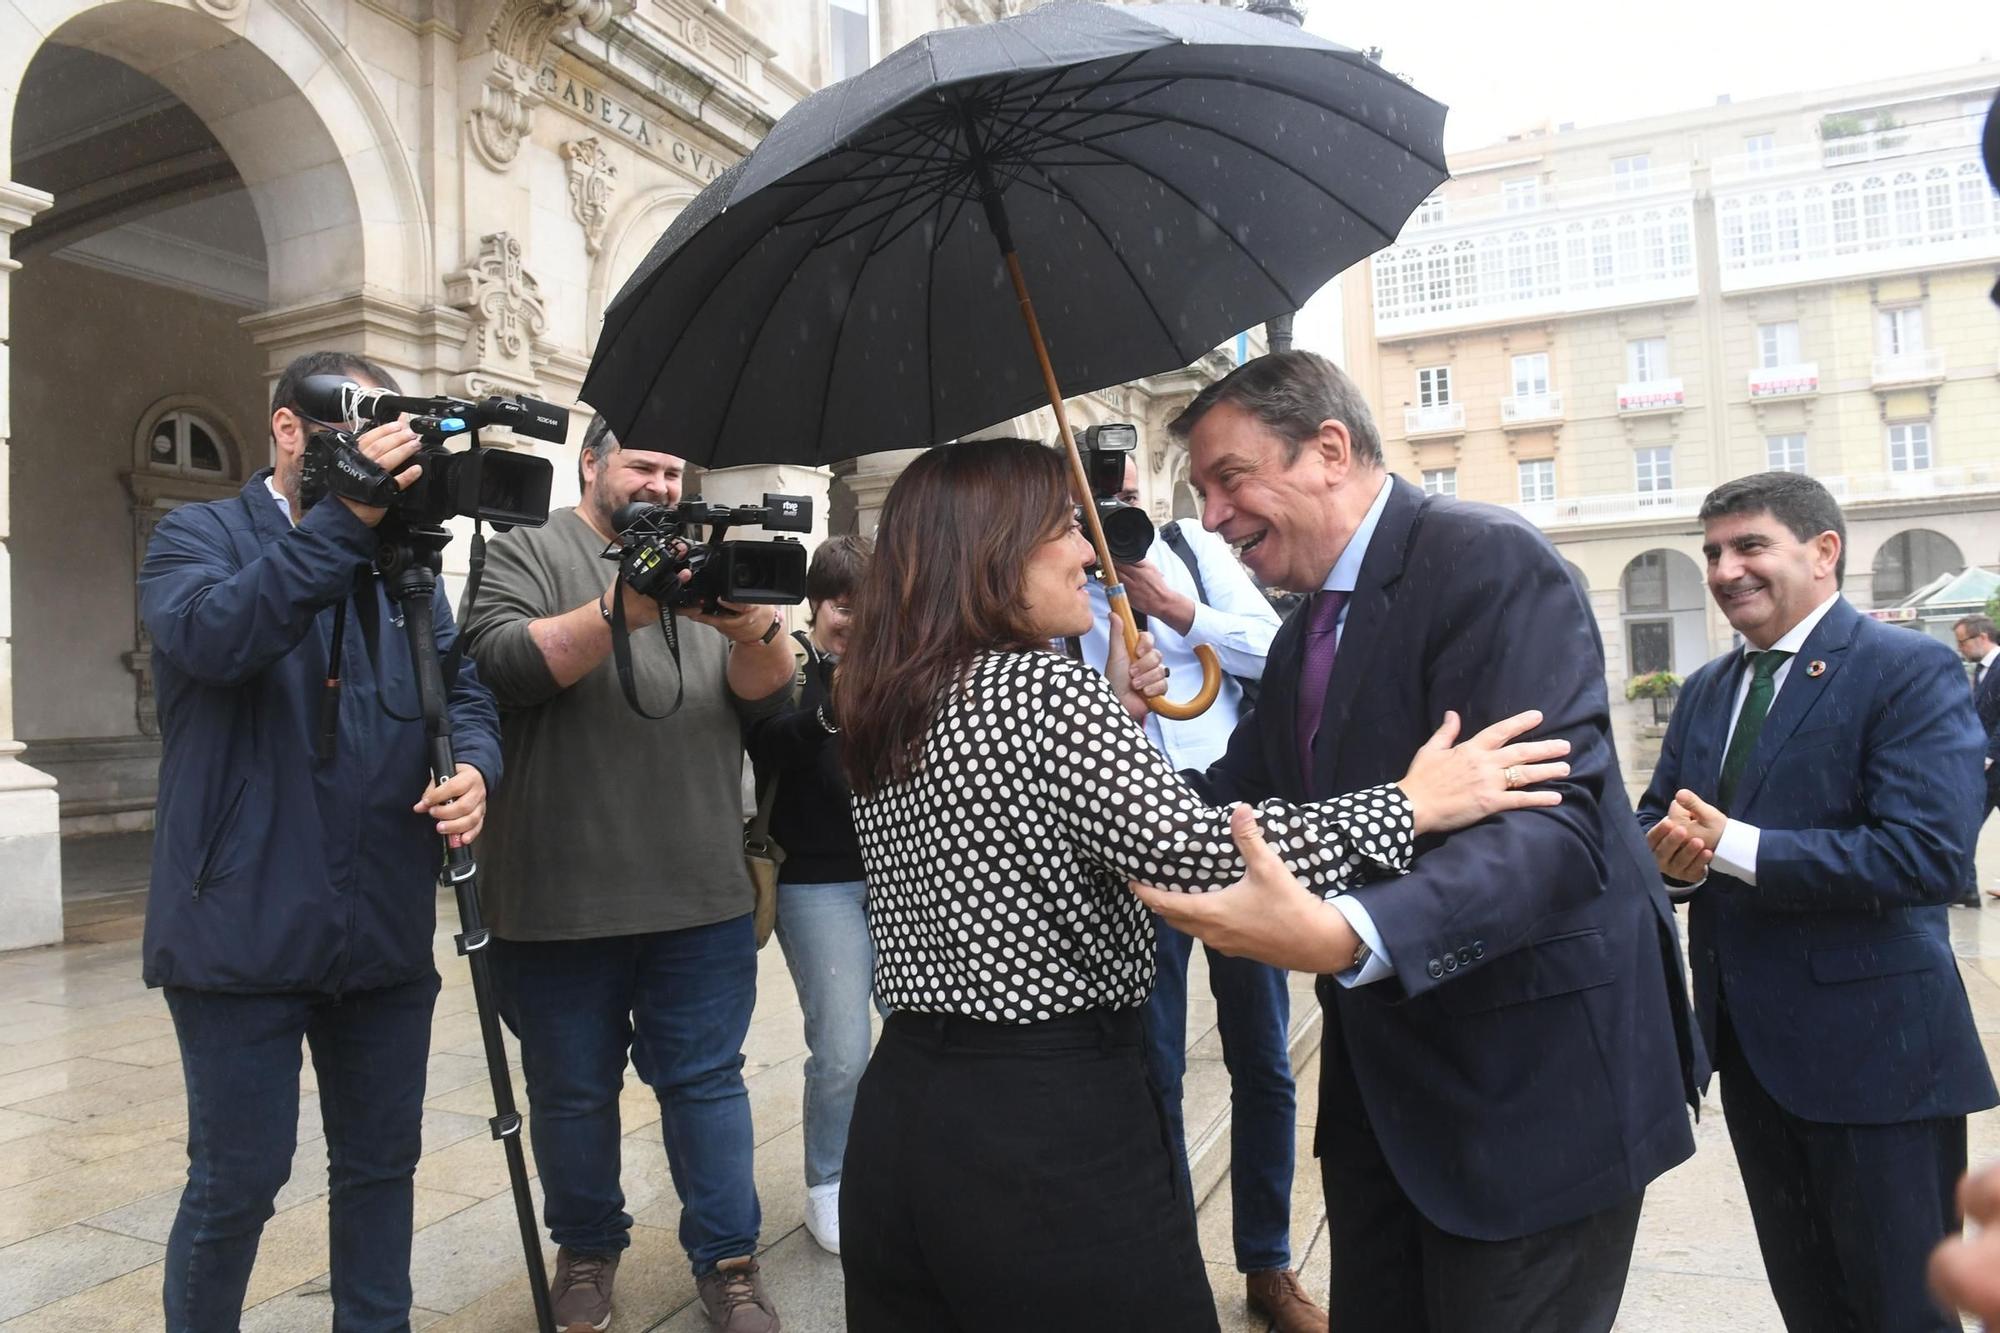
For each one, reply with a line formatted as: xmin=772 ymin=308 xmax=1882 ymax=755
xmin=1349 ymin=939 xmax=1372 ymax=974
xmin=756 ymin=616 xmax=783 ymax=645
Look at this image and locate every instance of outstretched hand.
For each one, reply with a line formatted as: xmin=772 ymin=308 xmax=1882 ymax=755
xmin=1106 ymin=629 xmax=1169 ymax=720
xmin=1133 ymin=804 xmax=1360 ymax=974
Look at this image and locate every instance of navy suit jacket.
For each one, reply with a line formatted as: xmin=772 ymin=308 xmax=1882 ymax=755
xmin=1637 ymin=599 xmax=1995 ymax=1125
xmin=1975 ymin=656 xmax=2000 ymax=811
xmin=1196 ymin=477 xmax=1702 ymax=1242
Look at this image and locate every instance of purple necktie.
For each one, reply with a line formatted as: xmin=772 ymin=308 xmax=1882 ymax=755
xmin=1296 ymin=589 xmax=1349 ymax=782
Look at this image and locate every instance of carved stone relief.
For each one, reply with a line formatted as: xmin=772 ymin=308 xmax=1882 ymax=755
xmin=563 ymin=138 xmax=619 ymax=255
xmin=446 ymin=232 xmax=550 ymax=391
xmin=468 ymin=0 xmax=637 ymax=172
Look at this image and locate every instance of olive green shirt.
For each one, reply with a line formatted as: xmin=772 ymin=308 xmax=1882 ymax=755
xmin=461 ymin=507 xmax=787 ymax=940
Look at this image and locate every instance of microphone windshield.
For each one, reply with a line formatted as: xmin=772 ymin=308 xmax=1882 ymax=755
xmin=293 ymin=375 xmax=360 ymax=426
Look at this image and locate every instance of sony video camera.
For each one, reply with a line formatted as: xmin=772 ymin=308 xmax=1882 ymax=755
xmin=1080 ymin=422 xmax=1153 ymax=563
xmin=294 ymin=374 xmax=560 ymax=531
xmin=608 ymin=495 xmax=812 ymax=614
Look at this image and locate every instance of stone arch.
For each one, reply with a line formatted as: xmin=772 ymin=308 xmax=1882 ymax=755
xmin=1869 ymin=527 xmax=1964 ymax=607
xmin=591 ymin=183 xmax=701 ymax=335
xmin=1619 ymin=548 xmax=1705 ymax=679
xmin=6 ymin=0 xmax=430 ymax=305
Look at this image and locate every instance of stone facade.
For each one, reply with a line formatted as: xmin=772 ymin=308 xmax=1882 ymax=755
xmin=0 ymin=0 xmax=1248 ymax=944
xmin=1341 ymin=65 xmax=2000 ymax=791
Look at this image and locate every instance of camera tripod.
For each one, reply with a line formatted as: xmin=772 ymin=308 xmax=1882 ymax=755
xmin=377 ymin=522 xmax=555 ymax=1333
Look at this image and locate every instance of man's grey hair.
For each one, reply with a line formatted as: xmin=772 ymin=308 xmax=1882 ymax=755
xmin=1957 ymin=614 xmax=1998 ymax=644
xmin=579 ymin=413 xmax=618 ymax=490
xmin=1167 ymin=350 xmax=1383 ymax=467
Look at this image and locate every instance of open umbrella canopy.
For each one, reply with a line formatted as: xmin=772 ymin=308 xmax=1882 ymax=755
xmin=582 ymin=2 xmax=1447 ymax=467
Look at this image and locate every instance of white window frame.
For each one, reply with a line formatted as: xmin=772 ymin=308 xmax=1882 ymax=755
xmin=145 ymin=409 xmax=231 ymax=479
xmin=1517 ymin=458 xmax=1556 ymax=503
xmin=1501 ymin=177 xmax=1540 ymax=213
xmin=1887 ymin=421 xmax=1932 ymax=472
xmin=1757 ymin=321 xmax=1801 ymax=368
xmin=1878 ymin=305 xmax=1925 ymax=357
xmin=1414 ymin=192 xmax=1448 ymax=227
xmin=1634 ymin=446 xmax=1674 ymax=503
xmin=1612 ymin=154 xmax=1651 ymax=192
xmin=1421 ymin=467 xmax=1458 ymax=497
xmin=1510 ymin=352 xmax=1550 ymax=398
xmin=1744 ymin=133 xmax=1776 ymax=172
xmin=1627 ymin=337 xmax=1669 ymax=383
xmin=1416 ymin=365 xmax=1453 ymax=407
xmin=1766 ymin=433 xmax=1807 ymax=473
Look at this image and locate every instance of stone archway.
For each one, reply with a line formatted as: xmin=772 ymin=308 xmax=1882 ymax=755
xmin=0 ymin=0 xmax=430 ymax=946
xmin=1619 ymin=548 xmax=1706 ymax=680
xmin=1868 ymin=528 xmax=1964 ymax=607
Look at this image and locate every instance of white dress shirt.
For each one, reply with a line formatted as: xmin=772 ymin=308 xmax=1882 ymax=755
xmin=1707 ymin=592 xmax=1844 ymax=885
xmin=1078 ymin=522 xmax=1282 ymax=772
xmin=1298 ymin=473 xmax=1399 ymax=988
xmin=1977 ymin=647 xmax=1997 ymax=771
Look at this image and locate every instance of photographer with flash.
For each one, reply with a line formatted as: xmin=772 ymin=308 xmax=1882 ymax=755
xmin=460 ymin=414 xmax=795 ymax=1333
xmin=138 ymin=349 xmax=501 ymax=1333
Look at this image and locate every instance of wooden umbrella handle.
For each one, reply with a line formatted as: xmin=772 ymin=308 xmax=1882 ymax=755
xmin=1000 ymin=250 xmax=1222 ymax=720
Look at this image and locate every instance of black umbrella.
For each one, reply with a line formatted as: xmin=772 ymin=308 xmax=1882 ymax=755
xmin=583 ymin=1 xmax=1446 ymax=718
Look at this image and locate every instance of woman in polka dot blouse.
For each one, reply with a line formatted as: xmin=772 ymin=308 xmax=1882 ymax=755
xmin=831 ymin=439 xmax=1565 ymax=1332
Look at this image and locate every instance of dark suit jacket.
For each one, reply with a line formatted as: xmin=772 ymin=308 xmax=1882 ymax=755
xmin=1637 ymin=599 xmax=1996 ymax=1125
xmin=1196 ymin=477 xmax=1702 ymax=1243
xmin=1976 ymin=655 xmax=2000 ymax=811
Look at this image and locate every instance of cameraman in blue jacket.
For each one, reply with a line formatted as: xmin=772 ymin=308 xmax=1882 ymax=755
xmin=137 ymin=350 xmax=501 ymax=1333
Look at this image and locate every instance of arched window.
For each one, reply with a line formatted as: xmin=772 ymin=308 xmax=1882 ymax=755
xmin=1870 ymin=528 xmax=1963 ymax=606
xmin=145 ymin=409 xmax=231 ymax=478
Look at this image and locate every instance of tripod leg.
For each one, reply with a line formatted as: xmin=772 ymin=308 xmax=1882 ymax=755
xmin=393 ymin=560 xmax=556 ymax=1333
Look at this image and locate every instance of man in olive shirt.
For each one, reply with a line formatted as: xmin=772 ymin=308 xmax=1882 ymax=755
xmin=461 ymin=415 xmax=794 ymax=1333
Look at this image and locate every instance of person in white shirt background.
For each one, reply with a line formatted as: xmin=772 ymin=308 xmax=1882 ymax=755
xmin=1071 ymin=455 xmax=1327 ymax=1333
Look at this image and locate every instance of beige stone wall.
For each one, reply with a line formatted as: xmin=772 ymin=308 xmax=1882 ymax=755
xmin=10 ymin=257 xmax=266 ymax=742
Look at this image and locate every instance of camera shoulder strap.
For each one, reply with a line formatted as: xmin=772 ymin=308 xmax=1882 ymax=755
xmin=609 ymin=572 xmax=685 ymax=720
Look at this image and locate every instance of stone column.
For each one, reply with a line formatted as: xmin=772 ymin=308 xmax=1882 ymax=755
xmin=0 ymin=181 xmax=63 ymax=951
xmin=832 ymin=449 xmax=922 ymax=539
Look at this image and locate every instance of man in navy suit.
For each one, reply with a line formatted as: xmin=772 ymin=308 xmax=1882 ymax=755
xmin=1955 ymin=614 xmax=2000 ymax=899
xmin=1641 ymin=472 xmax=1994 ymax=1333
xmin=1139 ymin=351 xmax=1703 ymax=1332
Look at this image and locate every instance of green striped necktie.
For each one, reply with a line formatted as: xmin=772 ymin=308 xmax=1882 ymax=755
xmin=1718 ymin=649 xmax=1792 ymax=812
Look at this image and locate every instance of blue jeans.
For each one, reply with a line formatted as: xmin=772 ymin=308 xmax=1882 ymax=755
xmin=163 ymin=976 xmax=438 ymax=1333
xmin=1143 ymin=916 xmax=1296 ymax=1274
xmin=774 ymin=879 xmax=876 ymax=1187
xmin=492 ymin=916 xmax=760 ymax=1275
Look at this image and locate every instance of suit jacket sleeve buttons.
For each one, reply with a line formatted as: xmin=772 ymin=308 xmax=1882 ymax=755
xmin=1456 ymin=947 xmax=1473 ymax=964
xmin=1443 ymin=955 xmax=1459 ymax=972
xmin=1471 ymin=942 xmax=1485 ymax=960
xmin=1427 ymin=958 xmax=1446 ymax=979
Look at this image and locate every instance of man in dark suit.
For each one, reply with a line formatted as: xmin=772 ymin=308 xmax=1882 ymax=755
xmin=1641 ymin=473 xmax=1994 ymax=1333
xmin=1137 ymin=351 xmax=1703 ymax=1332
xmin=1955 ymin=613 xmax=2000 ymax=901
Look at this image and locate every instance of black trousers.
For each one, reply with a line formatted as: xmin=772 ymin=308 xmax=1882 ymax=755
xmin=841 ymin=1008 xmax=1219 ymax=1333
xmin=1716 ymin=1008 xmax=1965 ymax=1333
xmin=1317 ymin=1034 xmax=1642 ymax=1333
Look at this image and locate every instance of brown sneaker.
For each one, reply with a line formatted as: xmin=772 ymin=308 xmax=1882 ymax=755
xmin=1246 ymin=1267 xmax=1329 ymax=1333
xmin=550 ymin=1247 xmax=618 ymax=1332
xmin=696 ymin=1255 xmax=780 ymax=1332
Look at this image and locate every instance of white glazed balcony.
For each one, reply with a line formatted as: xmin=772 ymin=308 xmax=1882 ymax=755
xmin=1616 ymin=378 xmax=1685 ymax=413
xmin=1403 ymin=402 xmax=1466 ymax=436
xmin=1507 ymin=464 xmax=2000 ymax=530
xmin=1500 ymin=392 xmax=1564 ymax=426
xmin=1747 ymin=362 xmax=1820 ymax=398
xmin=1712 ymin=115 xmax=1985 ymax=184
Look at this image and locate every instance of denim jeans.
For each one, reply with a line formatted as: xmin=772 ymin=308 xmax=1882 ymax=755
xmin=1142 ymin=915 xmax=1296 ymax=1274
xmin=492 ymin=915 xmax=760 ymax=1275
xmin=774 ymin=879 xmax=876 ymax=1187
xmin=162 ymin=976 xmax=438 ymax=1333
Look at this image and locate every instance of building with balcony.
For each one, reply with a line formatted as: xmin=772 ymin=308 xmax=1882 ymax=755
xmin=1340 ymin=62 xmax=2000 ymax=788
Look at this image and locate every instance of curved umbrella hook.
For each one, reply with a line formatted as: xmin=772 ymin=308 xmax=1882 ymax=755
xmin=960 ymin=101 xmax=1222 ymax=721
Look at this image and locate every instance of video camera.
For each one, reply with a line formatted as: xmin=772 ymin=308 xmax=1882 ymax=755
xmin=607 ymin=496 xmax=813 ymax=614
xmin=293 ymin=374 xmax=560 ymax=531
xmin=1079 ymin=422 xmax=1154 ymax=563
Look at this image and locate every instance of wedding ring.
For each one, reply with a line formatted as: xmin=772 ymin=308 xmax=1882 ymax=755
xmin=1504 ymin=765 xmax=1523 ymax=789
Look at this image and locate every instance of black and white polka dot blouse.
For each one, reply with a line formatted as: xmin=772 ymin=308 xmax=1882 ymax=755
xmin=851 ymin=650 xmax=1416 ymax=1023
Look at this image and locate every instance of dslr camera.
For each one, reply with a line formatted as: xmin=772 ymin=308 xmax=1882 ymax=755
xmin=294 ymin=374 xmax=560 ymax=531
xmin=608 ymin=496 xmax=812 ymax=614
xmin=1079 ymin=422 xmax=1154 ymax=563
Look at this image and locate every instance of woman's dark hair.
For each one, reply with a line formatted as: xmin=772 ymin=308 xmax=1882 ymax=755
xmin=807 ymin=535 xmax=873 ymax=609
xmin=839 ymin=438 xmax=1073 ymax=796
